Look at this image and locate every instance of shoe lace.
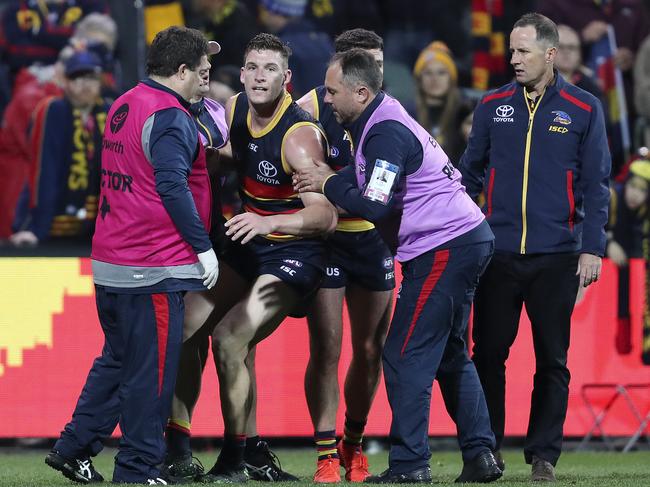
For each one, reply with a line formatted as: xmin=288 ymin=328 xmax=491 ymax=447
xmin=76 ymin=459 xmax=93 ymax=478
xmin=256 ymin=441 xmax=283 ymax=473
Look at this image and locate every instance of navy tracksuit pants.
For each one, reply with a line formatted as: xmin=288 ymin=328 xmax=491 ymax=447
xmin=383 ymin=240 xmax=496 ymax=473
xmin=472 ymin=251 xmax=580 ymax=466
xmin=54 ymin=286 xmax=184 ymax=483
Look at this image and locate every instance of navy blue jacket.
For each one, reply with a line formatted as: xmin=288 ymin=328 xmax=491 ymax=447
xmin=459 ymin=72 xmax=610 ymax=256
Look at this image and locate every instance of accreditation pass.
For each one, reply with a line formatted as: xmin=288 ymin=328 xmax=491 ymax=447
xmin=363 ymin=159 xmax=399 ymax=204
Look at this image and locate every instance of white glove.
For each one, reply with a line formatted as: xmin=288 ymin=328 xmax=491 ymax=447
xmin=197 ymin=248 xmax=219 ymax=289
xmin=9 ymin=231 xmax=38 ymax=247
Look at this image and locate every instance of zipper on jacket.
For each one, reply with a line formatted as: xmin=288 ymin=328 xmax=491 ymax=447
xmin=520 ymin=89 xmax=545 ymax=254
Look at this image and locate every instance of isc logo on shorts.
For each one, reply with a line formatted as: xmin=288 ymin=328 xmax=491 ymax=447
xmin=283 ymin=259 xmax=303 ymax=268
xmin=385 ymin=271 xmax=394 ymax=280
xmin=280 ymin=265 xmax=296 ymax=276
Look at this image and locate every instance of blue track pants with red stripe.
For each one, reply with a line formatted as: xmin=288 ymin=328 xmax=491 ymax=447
xmin=54 ymin=286 xmax=184 ymax=483
xmin=383 ymin=240 xmax=496 ymax=473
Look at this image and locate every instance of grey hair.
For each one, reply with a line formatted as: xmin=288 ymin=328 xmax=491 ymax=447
xmin=74 ymin=13 xmax=118 ymax=50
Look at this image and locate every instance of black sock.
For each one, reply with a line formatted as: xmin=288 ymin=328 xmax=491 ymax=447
xmin=343 ymin=414 xmax=367 ymax=446
xmin=220 ymin=434 xmax=246 ymax=467
xmin=245 ymin=435 xmax=261 ymax=453
xmin=166 ymin=423 xmax=191 ymax=459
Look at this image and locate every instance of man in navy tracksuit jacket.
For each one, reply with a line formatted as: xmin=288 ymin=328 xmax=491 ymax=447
xmin=459 ymin=13 xmax=610 ymax=482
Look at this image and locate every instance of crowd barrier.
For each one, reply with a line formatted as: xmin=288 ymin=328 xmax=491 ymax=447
xmin=0 ymin=257 xmax=647 ymax=438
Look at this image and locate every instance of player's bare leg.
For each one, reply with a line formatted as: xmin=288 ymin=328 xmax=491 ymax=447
xmin=204 ymin=274 xmax=300 ymax=481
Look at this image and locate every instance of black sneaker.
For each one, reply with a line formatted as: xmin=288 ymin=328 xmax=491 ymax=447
xmin=161 ymin=454 xmax=204 ymax=483
xmin=146 ymin=478 xmax=169 ymax=485
xmin=494 ymin=451 xmax=505 ymax=472
xmin=244 ymin=440 xmax=299 ymax=481
xmin=454 ymin=451 xmax=502 ymax=483
xmin=200 ymin=460 xmax=249 ymax=483
xmin=366 ymin=466 xmax=432 ymax=483
xmin=45 ymin=450 xmax=104 ymax=484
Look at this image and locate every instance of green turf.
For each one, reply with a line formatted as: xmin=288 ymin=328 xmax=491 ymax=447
xmin=1 ymin=448 xmax=649 ymax=486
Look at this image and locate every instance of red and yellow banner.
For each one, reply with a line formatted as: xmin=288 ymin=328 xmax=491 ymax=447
xmin=0 ymin=258 xmax=647 ymax=437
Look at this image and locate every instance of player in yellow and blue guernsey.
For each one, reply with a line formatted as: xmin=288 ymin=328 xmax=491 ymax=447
xmin=174 ymin=33 xmax=338 ymax=483
xmin=296 ymin=29 xmax=394 ymax=483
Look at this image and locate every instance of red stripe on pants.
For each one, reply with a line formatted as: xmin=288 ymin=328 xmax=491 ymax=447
xmin=152 ymin=294 xmax=169 ymax=396
xmin=400 ymin=249 xmax=450 ymax=357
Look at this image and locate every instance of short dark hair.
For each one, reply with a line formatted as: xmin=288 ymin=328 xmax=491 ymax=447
xmin=243 ymin=33 xmax=292 ymax=68
xmin=146 ymin=26 xmax=209 ymax=77
xmin=334 ymin=28 xmax=383 ymax=53
xmin=331 ymin=49 xmax=382 ymax=94
xmin=513 ymin=12 xmax=559 ymax=48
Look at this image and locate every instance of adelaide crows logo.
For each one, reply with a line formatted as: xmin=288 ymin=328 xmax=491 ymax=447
xmin=110 ymin=104 xmax=129 ymax=134
xmin=552 ymin=110 xmax=572 ymax=125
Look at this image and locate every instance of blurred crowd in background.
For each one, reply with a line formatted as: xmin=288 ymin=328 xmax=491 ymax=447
xmin=0 ymin=0 xmax=649 ymax=268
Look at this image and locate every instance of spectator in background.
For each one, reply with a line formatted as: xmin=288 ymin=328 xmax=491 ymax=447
xmin=70 ymin=12 xmax=120 ymax=94
xmin=0 ymin=0 xmax=106 ymax=77
xmin=258 ymin=0 xmax=333 ymax=99
xmin=10 ymin=50 xmax=111 ymax=247
xmin=555 ymin=24 xmax=603 ymax=100
xmin=0 ymin=47 xmax=68 ymax=241
xmin=634 ymin=34 xmax=650 ymax=147
xmin=537 ymin=0 xmax=649 ymax=120
xmin=413 ymin=42 xmax=468 ymax=164
xmin=0 ymin=11 xmax=118 ymax=242
xmin=606 ymin=159 xmax=650 ymax=354
xmin=186 ymin=0 xmax=258 ymax=70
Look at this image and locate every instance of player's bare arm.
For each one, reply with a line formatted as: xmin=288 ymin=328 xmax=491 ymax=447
xmin=225 ymin=124 xmax=338 ymax=243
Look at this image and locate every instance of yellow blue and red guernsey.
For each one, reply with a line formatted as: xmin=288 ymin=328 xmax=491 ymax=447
xmin=228 ymin=91 xmax=327 ymax=240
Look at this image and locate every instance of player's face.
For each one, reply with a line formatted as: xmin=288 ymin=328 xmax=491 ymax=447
xmin=323 ymin=63 xmax=360 ymax=125
xmin=241 ymin=49 xmax=290 ymax=105
xmin=366 ymin=48 xmax=384 ymax=75
xmin=510 ymin=25 xmax=555 ymax=88
xmin=419 ymin=59 xmax=452 ymax=98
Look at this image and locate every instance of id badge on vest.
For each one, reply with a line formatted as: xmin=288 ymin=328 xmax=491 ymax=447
xmin=363 ymin=159 xmax=399 ymax=205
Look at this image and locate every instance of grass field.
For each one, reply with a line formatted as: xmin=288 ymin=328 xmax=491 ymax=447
xmin=1 ymin=448 xmax=649 ymax=486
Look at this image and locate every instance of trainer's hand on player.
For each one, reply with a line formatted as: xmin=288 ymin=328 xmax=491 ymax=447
xmin=292 ymin=159 xmax=335 ymax=194
xmin=225 ymin=213 xmax=275 ymax=244
xmin=197 ymin=248 xmax=219 ymax=289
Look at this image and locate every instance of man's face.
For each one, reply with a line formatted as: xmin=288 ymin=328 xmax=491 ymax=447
xmin=185 ymin=55 xmax=211 ymax=100
xmin=510 ymin=25 xmax=554 ymax=87
xmin=240 ymin=49 xmax=289 ymax=105
xmin=555 ymin=26 xmax=581 ymax=74
xmin=323 ymin=62 xmax=361 ymax=125
xmin=65 ymin=73 xmax=102 ymax=108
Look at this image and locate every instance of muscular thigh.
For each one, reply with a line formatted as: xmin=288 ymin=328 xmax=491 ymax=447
xmin=183 ymin=261 xmax=249 ymax=341
xmin=213 ymin=274 xmax=301 ymax=348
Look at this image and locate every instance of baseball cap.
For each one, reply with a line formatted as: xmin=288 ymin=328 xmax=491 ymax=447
xmin=65 ymin=50 xmax=103 ymax=77
xmin=208 ymin=40 xmax=221 ymax=55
